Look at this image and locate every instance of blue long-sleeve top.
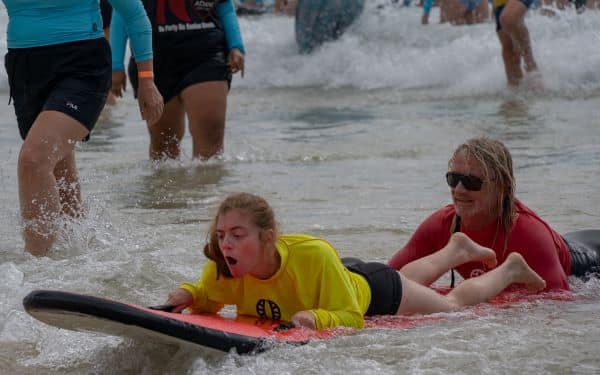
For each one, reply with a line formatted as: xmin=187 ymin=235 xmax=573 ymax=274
xmin=423 ymin=0 xmax=433 ymax=14
xmin=2 ymin=0 xmax=152 ymax=62
xmin=111 ymin=0 xmax=244 ymax=71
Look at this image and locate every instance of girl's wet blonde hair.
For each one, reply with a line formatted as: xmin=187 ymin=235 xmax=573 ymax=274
xmin=204 ymin=192 xmax=278 ymax=278
xmin=449 ymin=137 xmax=517 ymax=240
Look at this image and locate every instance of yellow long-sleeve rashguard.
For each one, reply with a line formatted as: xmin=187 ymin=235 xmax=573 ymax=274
xmin=180 ymin=234 xmax=371 ymax=330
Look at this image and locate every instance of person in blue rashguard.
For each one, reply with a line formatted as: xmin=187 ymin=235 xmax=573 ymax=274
xmin=110 ymin=0 xmax=245 ymax=161
xmin=2 ymin=0 xmax=164 ymax=256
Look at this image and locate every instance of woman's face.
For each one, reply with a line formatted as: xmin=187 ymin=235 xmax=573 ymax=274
xmin=448 ymin=151 xmax=500 ymax=229
xmin=216 ymin=209 xmax=271 ymax=278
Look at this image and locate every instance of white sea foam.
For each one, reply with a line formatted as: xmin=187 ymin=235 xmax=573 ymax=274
xmin=236 ymin=4 xmax=600 ymax=97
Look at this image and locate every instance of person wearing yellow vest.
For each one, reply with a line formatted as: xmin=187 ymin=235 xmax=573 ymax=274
xmin=494 ymin=0 xmax=538 ymax=86
xmin=165 ymin=192 xmax=545 ymax=330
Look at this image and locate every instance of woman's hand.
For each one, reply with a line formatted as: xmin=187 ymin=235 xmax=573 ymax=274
xmin=291 ymin=310 xmax=316 ymax=330
xmin=136 ymin=78 xmax=164 ymax=125
xmin=134 ymin=61 xmax=164 ymax=125
xmin=111 ymin=71 xmax=127 ymax=98
xmin=227 ymin=49 xmax=245 ymax=78
xmin=165 ymin=288 xmax=193 ymax=313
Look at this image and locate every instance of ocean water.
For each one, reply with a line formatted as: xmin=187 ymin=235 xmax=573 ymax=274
xmin=1 ymin=3 xmax=599 ymax=374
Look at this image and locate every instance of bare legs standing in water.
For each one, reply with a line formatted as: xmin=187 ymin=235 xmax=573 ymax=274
xmin=497 ymin=0 xmax=538 ymax=86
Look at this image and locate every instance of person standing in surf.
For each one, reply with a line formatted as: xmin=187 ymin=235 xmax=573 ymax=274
xmin=165 ymin=192 xmax=545 ymax=330
xmin=494 ymin=0 xmax=538 ymax=86
xmin=388 ymin=137 xmax=572 ymax=290
xmin=421 ymin=0 xmax=490 ymax=25
xmin=2 ymin=0 xmax=163 ymax=256
xmin=110 ymin=0 xmax=245 ymax=161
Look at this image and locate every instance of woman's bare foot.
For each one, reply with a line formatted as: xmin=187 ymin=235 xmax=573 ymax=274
xmin=505 ymin=252 xmax=546 ymax=292
xmin=450 ymin=232 xmax=498 ymax=269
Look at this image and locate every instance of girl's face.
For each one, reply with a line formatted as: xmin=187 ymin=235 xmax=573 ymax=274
xmin=448 ymin=151 xmax=500 ymax=230
xmin=216 ymin=209 xmax=273 ymax=278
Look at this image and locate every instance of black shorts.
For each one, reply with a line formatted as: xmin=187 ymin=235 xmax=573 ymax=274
xmin=5 ymin=38 xmax=111 ymax=140
xmin=128 ymin=52 xmax=232 ymax=103
xmin=342 ymin=258 xmax=403 ymax=316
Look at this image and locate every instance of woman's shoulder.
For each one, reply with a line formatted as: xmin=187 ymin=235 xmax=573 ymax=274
xmin=279 ymin=234 xmax=340 ymax=260
xmin=415 ymin=204 xmax=456 ymax=231
xmin=513 ymin=200 xmax=552 ymax=228
xmin=279 ymin=233 xmax=319 ymax=243
xmin=436 ymin=204 xmax=457 ymax=217
xmin=510 ymin=200 xmax=564 ymax=244
xmin=279 ymin=233 xmax=333 ymax=246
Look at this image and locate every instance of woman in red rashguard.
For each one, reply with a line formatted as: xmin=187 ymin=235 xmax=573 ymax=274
xmin=388 ymin=137 xmax=573 ymax=291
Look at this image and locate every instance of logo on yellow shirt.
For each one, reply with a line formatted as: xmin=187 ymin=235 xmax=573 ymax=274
xmin=256 ymin=299 xmax=281 ymax=321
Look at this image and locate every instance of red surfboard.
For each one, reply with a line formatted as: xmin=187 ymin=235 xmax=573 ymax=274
xmin=23 ymin=290 xmax=356 ymax=354
xmin=23 ymin=286 xmax=573 ymax=354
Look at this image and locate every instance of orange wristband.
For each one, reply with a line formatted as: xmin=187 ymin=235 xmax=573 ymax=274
xmin=138 ymin=70 xmax=154 ymax=79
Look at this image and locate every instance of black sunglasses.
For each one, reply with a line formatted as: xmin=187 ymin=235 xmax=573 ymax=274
xmin=445 ymin=172 xmax=485 ymax=191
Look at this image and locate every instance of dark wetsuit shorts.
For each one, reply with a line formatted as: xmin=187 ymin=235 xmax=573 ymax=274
xmin=495 ymin=0 xmax=535 ymax=32
xmin=5 ymin=38 xmax=111 ymax=140
xmin=128 ymin=51 xmax=232 ymax=103
xmin=343 ymin=258 xmax=403 ymax=316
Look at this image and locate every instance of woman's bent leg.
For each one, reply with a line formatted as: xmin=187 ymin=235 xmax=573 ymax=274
xmin=399 ymin=232 xmax=497 ymax=286
xmin=18 ymin=111 xmax=89 ymax=255
xmin=446 ymin=252 xmax=546 ymax=307
xmin=397 ymin=253 xmax=546 ymax=315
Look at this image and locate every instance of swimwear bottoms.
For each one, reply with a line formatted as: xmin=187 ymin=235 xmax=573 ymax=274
xmin=343 ymin=258 xmax=403 ymax=316
xmin=5 ymin=37 xmax=111 ymax=140
xmin=128 ymin=51 xmax=232 ymax=103
xmin=459 ymin=0 xmax=485 ymax=12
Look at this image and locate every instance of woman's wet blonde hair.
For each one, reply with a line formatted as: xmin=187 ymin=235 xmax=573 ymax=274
xmin=449 ymin=137 xmax=517 ymax=238
xmin=204 ymin=192 xmax=278 ymax=279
